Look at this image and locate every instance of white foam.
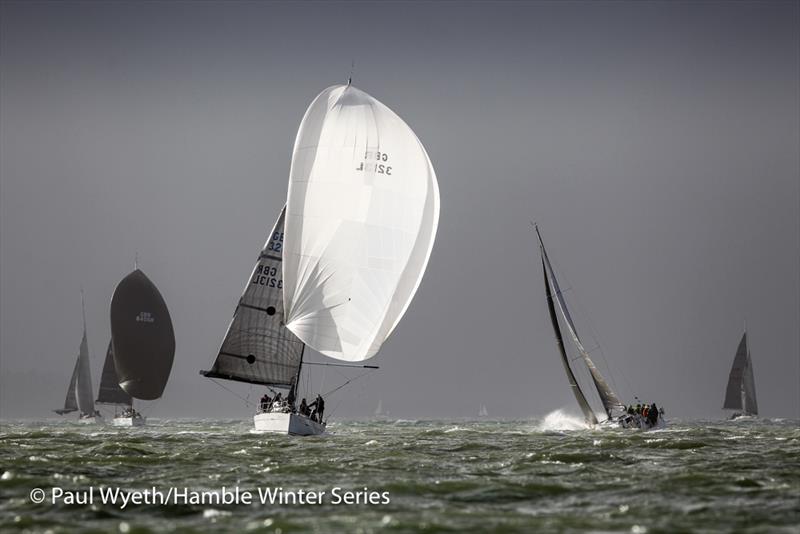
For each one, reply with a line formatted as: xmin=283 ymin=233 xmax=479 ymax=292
xmin=536 ymin=409 xmax=590 ymax=432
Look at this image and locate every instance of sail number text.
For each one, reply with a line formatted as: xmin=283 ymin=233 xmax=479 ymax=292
xmin=267 ymin=231 xmax=283 ymax=252
xmin=252 ymin=264 xmax=283 ymax=288
xmin=356 ymin=150 xmax=392 ymax=175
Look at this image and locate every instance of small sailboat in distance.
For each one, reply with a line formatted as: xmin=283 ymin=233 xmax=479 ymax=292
xmin=54 ymin=291 xmax=102 ymax=423
xmin=534 ymin=225 xmax=664 ymax=430
xmin=478 ymin=404 xmax=489 ymax=417
xmin=109 ymin=268 xmax=175 ymax=426
xmin=95 ymin=340 xmax=140 ymax=426
xmin=723 ymin=328 xmax=758 ymax=420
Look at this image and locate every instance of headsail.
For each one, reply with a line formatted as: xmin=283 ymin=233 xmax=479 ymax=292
xmin=202 ymin=207 xmax=304 ymax=387
xmin=283 ymin=84 xmax=440 ymax=361
xmin=75 ymin=328 xmax=95 ymax=415
xmin=96 ymin=340 xmax=132 ymax=405
xmin=536 ymin=228 xmax=624 ymax=418
xmin=110 ymin=269 xmax=175 ymax=400
xmin=723 ymin=331 xmax=758 ymax=415
xmin=541 ymin=255 xmax=598 ymax=425
xmin=54 ymin=359 xmax=79 ymax=415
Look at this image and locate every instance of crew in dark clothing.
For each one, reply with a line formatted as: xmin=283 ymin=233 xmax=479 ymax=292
xmin=287 ymin=386 xmax=296 ymax=410
xmin=648 ymin=403 xmax=659 ymax=426
xmin=299 ymin=398 xmax=309 ymax=417
xmin=627 ymin=405 xmax=635 ymax=415
xmin=308 ymin=394 xmax=325 ymax=423
xmin=260 ymin=393 xmax=271 ymax=413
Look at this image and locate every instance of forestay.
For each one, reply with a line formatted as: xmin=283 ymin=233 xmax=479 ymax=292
xmin=283 ymin=84 xmax=440 ymax=361
xmin=203 ymin=207 xmax=304 ymax=387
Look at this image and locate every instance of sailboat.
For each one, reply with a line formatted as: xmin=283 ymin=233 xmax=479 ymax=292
xmin=535 ymin=225 xmax=664 ymax=430
xmin=201 ymin=207 xmax=321 ymax=435
xmin=723 ymin=329 xmax=758 ymax=419
xmin=95 ymin=340 xmax=139 ymax=426
xmin=478 ymin=404 xmax=489 ymax=417
xmin=109 ymin=268 xmax=175 ymax=426
xmin=54 ymin=292 xmax=102 ymax=423
xmin=203 ymin=82 xmax=439 ymax=435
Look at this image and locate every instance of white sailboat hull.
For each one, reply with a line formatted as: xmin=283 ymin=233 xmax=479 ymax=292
xmin=253 ymin=412 xmax=325 ymax=436
xmin=112 ymin=416 xmax=146 ymax=427
xmin=77 ymin=415 xmax=103 ymax=425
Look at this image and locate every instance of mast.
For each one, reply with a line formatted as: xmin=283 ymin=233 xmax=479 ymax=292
xmin=537 ymin=230 xmax=598 ymax=426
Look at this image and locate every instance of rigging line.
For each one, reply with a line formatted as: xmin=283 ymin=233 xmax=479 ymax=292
xmin=208 ymin=378 xmax=256 ymax=407
xmin=548 ymin=248 xmax=627 ymax=399
xmin=321 ymin=368 xmax=376 ymax=398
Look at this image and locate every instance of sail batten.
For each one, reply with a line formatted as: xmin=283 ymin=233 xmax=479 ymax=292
xmin=203 ymin=207 xmax=304 ymax=388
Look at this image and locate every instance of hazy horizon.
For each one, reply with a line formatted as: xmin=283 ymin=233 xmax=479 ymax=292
xmin=1 ymin=1 xmax=798 ymax=421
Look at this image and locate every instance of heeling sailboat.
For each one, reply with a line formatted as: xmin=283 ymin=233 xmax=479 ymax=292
xmin=723 ymin=329 xmax=758 ymax=419
xmin=534 ymin=225 xmax=664 ymax=430
xmin=109 ymin=268 xmax=175 ymax=427
xmin=54 ymin=292 xmax=102 ymax=423
xmin=202 ymin=82 xmax=439 ymax=436
xmin=201 ymin=207 xmax=324 ymax=435
xmin=95 ymin=340 xmax=139 ymax=426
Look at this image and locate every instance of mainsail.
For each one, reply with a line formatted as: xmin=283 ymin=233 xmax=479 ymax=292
xmin=96 ymin=340 xmax=132 ymax=406
xmin=283 ymin=84 xmax=440 ymax=361
xmin=55 ymin=297 xmax=95 ymax=415
xmin=723 ymin=331 xmax=758 ymax=415
xmin=202 ymin=207 xmax=305 ymax=387
xmin=536 ymin=226 xmax=624 ymax=424
xmin=110 ymin=269 xmax=175 ymax=400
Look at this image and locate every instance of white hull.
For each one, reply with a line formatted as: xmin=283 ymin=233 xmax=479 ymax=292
xmin=253 ymin=412 xmax=325 ymax=436
xmin=77 ymin=415 xmax=103 ymax=424
xmin=112 ymin=416 xmax=146 ymax=427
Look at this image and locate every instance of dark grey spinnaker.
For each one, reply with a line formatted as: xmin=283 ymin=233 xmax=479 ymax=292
xmin=110 ymin=269 xmax=175 ymax=400
xmin=723 ymin=331 xmax=758 ymax=415
xmin=96 ymin=340 xmax=132 ymax=406
xmin=55 ymin=296 xmax=95 ymax=416
xmin=201 ymin=206 xmax=305 ymax=389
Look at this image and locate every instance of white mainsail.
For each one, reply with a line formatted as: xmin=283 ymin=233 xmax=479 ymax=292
xmin=283 ymin=84 xmax=440 ymax=361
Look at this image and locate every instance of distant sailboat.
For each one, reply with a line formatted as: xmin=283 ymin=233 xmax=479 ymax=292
xmin=478 ymin=404 xmax=489 ymax=417
xmin=54 ymin=292 xmax=101 ymax=423
xmin=535 ymin=225 xmax=663 ymax=430
xmin=374 ymin=399 xmax=390 ymax=418
xmin=109 ymin=268 xmax=175 ymax=426
xmin=723 ymin=329 xmax=758 ymax=419
xmin=204 ymin=82 xmax=440 ymax=435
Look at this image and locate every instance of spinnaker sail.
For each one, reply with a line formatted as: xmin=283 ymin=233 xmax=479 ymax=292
xmin=109 ymin=269 xmax=175 ymax=400
xmin=283 ymin=84 xmax=440 ymax=361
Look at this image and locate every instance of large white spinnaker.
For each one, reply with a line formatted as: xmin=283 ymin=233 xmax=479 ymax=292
xmin=283 ymin=84 xmax=440 ymax=361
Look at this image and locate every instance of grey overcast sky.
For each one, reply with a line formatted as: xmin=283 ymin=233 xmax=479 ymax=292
xmin=1 ymin=1 xmax=798 ymax=420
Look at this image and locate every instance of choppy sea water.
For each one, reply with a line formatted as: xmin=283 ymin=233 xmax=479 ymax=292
xmin=1 ymin=415 xmax=798 ymax=533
